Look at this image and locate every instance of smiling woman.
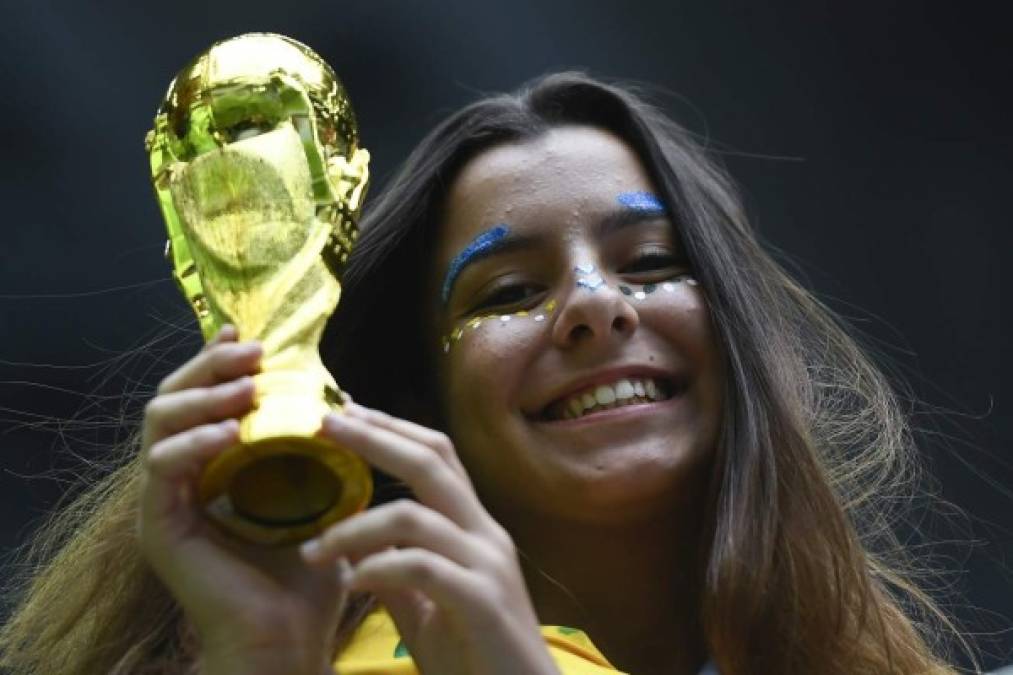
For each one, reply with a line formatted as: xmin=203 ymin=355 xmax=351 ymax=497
xmin=430 ymin=126 xmax=723 ymax=534
xmin=326 ymin=72 xmax=967 ymax=674
xmin=0 ymin=72 xmax=967 ymax=675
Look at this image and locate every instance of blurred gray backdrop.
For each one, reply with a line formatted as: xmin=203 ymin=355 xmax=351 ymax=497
xmin=0 ymin=0 xmax=1009 ymax=669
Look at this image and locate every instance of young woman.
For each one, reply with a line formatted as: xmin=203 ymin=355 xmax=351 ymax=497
xmin=1 ymin=72 xmax=962 ymax=674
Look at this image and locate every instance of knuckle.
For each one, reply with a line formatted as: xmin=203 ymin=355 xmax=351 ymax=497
xmin=404 ymin=452 xmax=441 ymax=483
xmin=389 ymin=500 xmax=422 ymax=532
xmin=431 ymin=432 xmax=455 ymax=457
xmin=144 ymin=397 xmax=167 ymax=422
xmin=200 ymin=343 xmax=234 ymax=373
xmin=366 ymin=407 xmax=389 ymax=423
xmin=207 ymin=381 xmax=232 ymax=404
xmin=202 ymin=347 xmax=230 ymax=373
xmin=194 ymin=422 xmax=226 ymax=446
xmin=405 ymin=554 xmax=441 ymax=586
xmin=490 ymin=522 xmax=516 ymax=552
xmin=155 ymin=376 xmax=175 ymax=396
xmin=143 ymin=439 xmax=168 ymax=473
xmin=479 ymin=539 xmax=515 ymax=579
xmin=475 ymin=518 xmax=515 ymax=558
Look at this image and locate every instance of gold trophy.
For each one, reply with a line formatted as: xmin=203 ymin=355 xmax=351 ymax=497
xmin=144 ymin=33 xmax=372 ymax=545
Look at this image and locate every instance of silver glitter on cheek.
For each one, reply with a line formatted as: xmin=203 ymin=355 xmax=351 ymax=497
xmin=500 ymin=315 xmax=512 ymax=322
xmin=662 ymin=282 xmax=675 ymax=292
xmin=634 ymin=290 xmax=647 ymax=300
xmin=534 ymin=314 xmax=545 ymax=322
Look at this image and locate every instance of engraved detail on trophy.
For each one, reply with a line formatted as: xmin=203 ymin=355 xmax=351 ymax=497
xmin=146 ymin=33 xmax=372 ymax=545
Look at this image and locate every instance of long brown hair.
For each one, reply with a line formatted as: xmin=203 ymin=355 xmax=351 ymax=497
xmin=2 ymin=72 xmax=970 ymax=673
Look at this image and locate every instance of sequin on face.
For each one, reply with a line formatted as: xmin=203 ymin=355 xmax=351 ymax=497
xmin=439 ymin=273 xmax=699 ymax=355
xmin=441 ymin=299 xmax=558 ymax=354
xmin=574 ymin=262 xmax=606 ymax=291
xmin=440 ymin=189 xmax=690 ymax=355
xmin=441 ymin=224 xmax=511 ymax=305
xmin=616 ymin=275 xmax=697 ymax=302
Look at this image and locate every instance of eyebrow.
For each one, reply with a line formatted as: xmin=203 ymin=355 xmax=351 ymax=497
xmin=440 ymin=192 xmax=671 ymax=305
xmin=441 ymin=225 xmax=511 ymax=304
xmin=616 ymin=190 xmax=665 ymax=213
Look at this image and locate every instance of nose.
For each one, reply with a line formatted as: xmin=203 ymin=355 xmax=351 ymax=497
xmin=550 ymin=265 xmax=640 ymax=349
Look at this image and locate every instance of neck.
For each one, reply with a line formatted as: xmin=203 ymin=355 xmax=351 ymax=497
xmin=501 ymin=502 xmax=708 ymax=675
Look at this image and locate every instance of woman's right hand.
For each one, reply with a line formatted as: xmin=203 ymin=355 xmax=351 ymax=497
xmin=136 ymin=325 xmax=346 ymax=675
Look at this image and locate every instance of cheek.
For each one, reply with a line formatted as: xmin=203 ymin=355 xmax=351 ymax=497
xmin=438 ymin=301 xmax=559 ymax=434
xmin=440 ymin=299 xmax=558 ymax=356
xmin=445 ymin=313 xmax=550 ymax=392
xmin=655 ymin=286 xmax=714 ymax=350
xmin=440 ymin=315 xmax=550 ymax=474
xmin=636 ymin=280 xmax=722 ymax=375
xmin=640 ymin=283 xmax=725 ymax=434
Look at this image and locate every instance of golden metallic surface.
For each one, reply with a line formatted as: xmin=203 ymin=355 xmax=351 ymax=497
xmin=146 ymin=33 xmax=372 ymax=545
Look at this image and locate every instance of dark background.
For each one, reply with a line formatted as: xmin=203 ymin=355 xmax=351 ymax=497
xmin=1 ymin=0 xmax=1009 ymax=669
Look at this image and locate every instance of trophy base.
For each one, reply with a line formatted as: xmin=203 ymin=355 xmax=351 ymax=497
xmin=199 ymin=434 xmax=372 ymax=546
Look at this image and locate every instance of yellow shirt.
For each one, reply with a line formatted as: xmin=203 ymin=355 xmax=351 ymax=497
xmin=334 ymin=606 xmax=625 ymax=674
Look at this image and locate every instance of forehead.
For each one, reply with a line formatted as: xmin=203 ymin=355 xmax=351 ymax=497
xmin=438 ymin=125 xmax=654 ymax=255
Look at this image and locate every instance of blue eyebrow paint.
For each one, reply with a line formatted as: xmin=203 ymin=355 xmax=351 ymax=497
xmin=441 ymin=224 xmax=510 ymax=305
xmin=617 ymin=190 xmax=665 ymax=213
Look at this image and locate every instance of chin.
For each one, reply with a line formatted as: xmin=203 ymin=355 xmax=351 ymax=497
xmin=537 ymin=444 xmax=711 ymax=523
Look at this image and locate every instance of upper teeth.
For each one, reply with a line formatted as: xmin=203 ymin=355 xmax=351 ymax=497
xmin=560 ymin=378 xmax=668 ymax=420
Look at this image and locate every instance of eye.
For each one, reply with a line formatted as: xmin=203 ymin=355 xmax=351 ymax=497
xmin=619 ymin=247 xmax=688 ymax=280
xmin=471 ymin=282 xmax=544 ymax=314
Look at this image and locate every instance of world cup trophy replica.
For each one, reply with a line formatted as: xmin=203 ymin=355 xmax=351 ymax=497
xmin=144 ymin=33 xmax=372 ymax=545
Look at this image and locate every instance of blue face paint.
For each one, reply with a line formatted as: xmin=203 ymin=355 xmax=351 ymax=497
xmin=617 ymin=190 xmax=665 ymax=214
xmin=441 ymin=224 xmax=510 ymax=305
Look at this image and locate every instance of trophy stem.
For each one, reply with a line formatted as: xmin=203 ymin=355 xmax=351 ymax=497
xmin=198 ymin=370 xmax=372 ymax=545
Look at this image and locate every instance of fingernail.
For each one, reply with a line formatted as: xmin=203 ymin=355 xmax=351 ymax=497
xmin=300 ymin=537 xmax=323 ymax=562
xmin=231 ymin=376 xmax=255 ymax=393
xmin=336 ymin=557 xmax=353 ymax=586
xmin=238 ymin=341 xmax=262 ymax=357
xmin=324 ymin=412 xmax=348 ymax=428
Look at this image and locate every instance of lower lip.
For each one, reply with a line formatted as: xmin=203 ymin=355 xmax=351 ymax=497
xmin=536 ymin=392 xmax=685 ymax=427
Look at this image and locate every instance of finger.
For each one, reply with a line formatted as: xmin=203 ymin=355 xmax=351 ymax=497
xmin=144 ymin=377 xmax=255 ymax=443
xmin=300 ymin=500 xmax=489 ymax=569
xmin=343 ymin=403 xmax=470 ymax=481
xmin=204 ymin=324 xmax=238 ymax=350
xmin=371 ymin=587 xmax=431 ymax=644
xmin=157 ymin=341 xmax=262 ymax=395
xmin=320 ymin=413 xmax=489 ymax=532
xmin=140 ymin=418 xmax=240 ymax=526
xmin=347 ymin=548 xmax=486 ymax=618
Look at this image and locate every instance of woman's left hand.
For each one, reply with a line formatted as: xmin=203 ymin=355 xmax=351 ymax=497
xmin=300 ymin=403 xmax=560 ymax=675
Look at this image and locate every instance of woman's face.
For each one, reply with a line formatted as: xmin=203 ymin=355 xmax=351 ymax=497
xmin=431 ymin=125 xmax=723 ymax=524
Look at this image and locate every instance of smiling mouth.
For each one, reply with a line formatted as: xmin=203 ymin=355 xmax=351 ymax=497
xmin=539 ymin=376 xmax=686 ymax=422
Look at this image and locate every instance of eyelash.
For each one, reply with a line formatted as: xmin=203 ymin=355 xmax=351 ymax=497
xmin=620 ymin=248 xmax=687 ymax=277
xmin=471 ymin=282 xmax=545 ymax=313
xmin=467 ymin=249 xmax=687 ymax=314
